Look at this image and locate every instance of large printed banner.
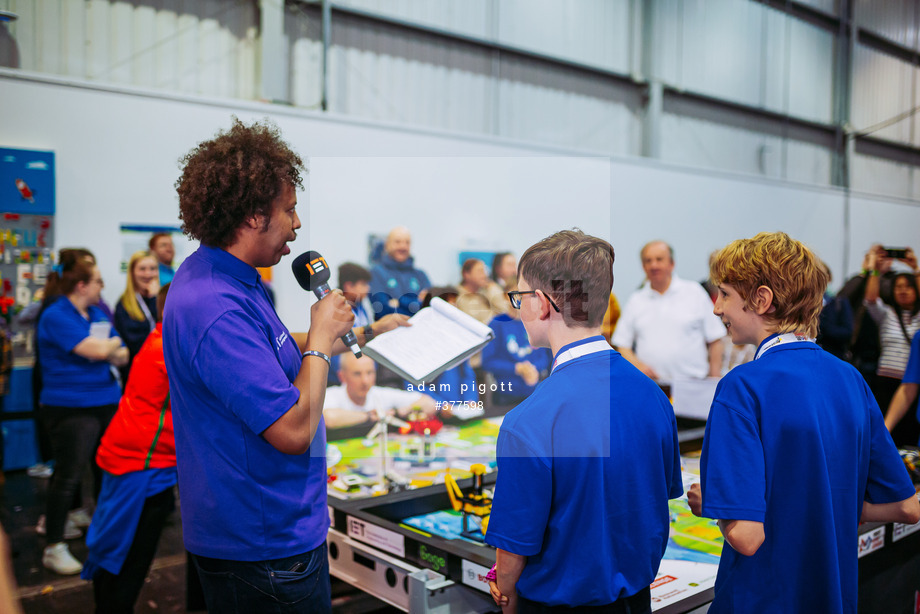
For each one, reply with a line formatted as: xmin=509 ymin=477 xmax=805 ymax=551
xmin=0 ymin=147 xmax=55 ymax=216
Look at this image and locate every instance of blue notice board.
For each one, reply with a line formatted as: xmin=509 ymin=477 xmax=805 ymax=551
xmin=0 ymin=147 xmax=55 ymax=215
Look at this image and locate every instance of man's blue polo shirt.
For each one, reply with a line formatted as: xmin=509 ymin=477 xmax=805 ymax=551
xmin=701 ymin=337 xmax=916 ymax=613
xmin=486 ymin=336 xmax=682 ymax=606
xmin=37 ymin=296 xmax=121 ymax=407
xmin=158 ymin=262 xmax=175 ymax=285
xmin=163 ymin=245 xmax=328 ymax=561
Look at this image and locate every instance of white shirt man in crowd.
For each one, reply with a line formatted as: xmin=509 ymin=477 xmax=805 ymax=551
xmin=612 ymin=241 xmax=726 ymax=381
xmin=323 ymin=353 xmax=437 ymax=427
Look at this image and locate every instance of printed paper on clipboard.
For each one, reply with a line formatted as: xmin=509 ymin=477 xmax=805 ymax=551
xmin=362 ymin=297 xmax=494 ymax=386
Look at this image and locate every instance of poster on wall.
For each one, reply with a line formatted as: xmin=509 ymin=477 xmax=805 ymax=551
xmin=0 ymin=147 xmax=55 ymax=216
xmin=119 ymin=224 xmax=186 ymax=274
xmin=0 ymin=147 xmax=56 ymax=365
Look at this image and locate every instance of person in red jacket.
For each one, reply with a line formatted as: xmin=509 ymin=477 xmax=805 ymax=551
xmin=81 ymin=283 xmax=175 ymax=613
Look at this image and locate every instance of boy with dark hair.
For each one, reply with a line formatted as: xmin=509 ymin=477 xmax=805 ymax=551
xmin=689 ymin=231 xmax=919 ymax=613
xmin=338 ymin=262 xmax=373 ymax=328
xmin=486 ymin=229 xmax=681 ymax=613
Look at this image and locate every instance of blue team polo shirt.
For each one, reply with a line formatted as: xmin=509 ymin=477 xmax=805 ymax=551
xmin=905 ymin=333 xmax=920 ymax=433
xmin=163 ymin=245 xmax=328 ymax=561
xmin=906 ymin=332 xmax=920 ymax=386
xmin=486 ymin=336 xmax=682 ymax=606
xmin=38 ymin=296 xmax=122 ymax=407
xmin=701 ymin=337 xmax=916 ymax=614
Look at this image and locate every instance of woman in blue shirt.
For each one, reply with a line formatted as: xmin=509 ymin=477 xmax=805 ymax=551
xmin=37 ymin=252 xmax=128 ymax=575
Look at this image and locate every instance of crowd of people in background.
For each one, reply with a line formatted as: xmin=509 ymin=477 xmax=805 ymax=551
xmin=5 ymin=204 xmax=920 ymax=611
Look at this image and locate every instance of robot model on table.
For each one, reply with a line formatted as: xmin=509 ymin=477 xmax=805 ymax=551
xmin=444 ymin=463 xmax=492 ymax=541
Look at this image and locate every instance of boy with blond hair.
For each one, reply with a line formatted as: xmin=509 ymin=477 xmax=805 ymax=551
xmin=689 ymin=232 xmax=919 ymax=613
xmin=486 ymin=229 xmax=681 ymax=613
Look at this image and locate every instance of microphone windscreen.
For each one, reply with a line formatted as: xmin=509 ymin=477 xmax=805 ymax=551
xmin=291 ymin=251 xmax=331 ymax=291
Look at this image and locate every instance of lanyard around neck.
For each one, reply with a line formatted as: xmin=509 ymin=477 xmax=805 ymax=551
xmin=552 ymin=339 xmax=611 ymax=373
xmin=135 ymin=292 xmax=155 ymax=330
xmin=754 ymin=332 xmax=815 ymax=361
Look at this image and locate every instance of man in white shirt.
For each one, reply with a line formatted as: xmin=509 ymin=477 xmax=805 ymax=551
xmin=612 ymin=241 xmax=725 ymax=381
xmin=324 ymin=353 xmax=437 ymax=428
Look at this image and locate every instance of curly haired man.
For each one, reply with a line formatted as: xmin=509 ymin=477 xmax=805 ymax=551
xmin=164 ymin=118 xmax=405 ymax=613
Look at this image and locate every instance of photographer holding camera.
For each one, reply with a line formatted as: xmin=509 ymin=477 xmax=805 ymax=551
xmin=861 ymin=245 xmax=920 ymax=446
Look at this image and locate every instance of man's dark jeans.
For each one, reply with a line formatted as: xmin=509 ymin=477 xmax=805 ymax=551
xmin=192 ymin=542 xmax=331 ymax=614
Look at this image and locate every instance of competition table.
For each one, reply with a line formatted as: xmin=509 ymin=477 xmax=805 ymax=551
xmin=325 ymin=415 xmax=718 ymax=614
xmin=325 ymin=415 xmax=920 ymax=614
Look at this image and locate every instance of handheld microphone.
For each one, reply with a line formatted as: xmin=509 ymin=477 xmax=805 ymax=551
xmin=292 ymin=250 xmax=362 ymax=358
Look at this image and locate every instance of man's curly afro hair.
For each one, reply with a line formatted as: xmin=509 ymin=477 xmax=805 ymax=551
xmin=175 ymin=117 xmax=305 ymax=248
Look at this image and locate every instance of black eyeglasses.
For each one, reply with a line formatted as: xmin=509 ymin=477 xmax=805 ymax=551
xmin=507 ymin=290 xmax=561 ymax=312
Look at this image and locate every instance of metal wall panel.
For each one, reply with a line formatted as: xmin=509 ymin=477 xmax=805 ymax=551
xmin=784 ymin=138 xmax=833 ymax=186
xmin=855 ymin=0 xmax=919 ymax=51
xmin=495 ymin=0 xmax=632 ymax=73
xmin=496 ymin=56 xmax=639 ymax=154
xmin=661 ymin=112 xmax=832 ymax=185
xmin=851 ymin=44 xmax=916 ymax=146
xmin=656 ymin=0 xmax=765 ymax=108
xmin=655 ymin=0 xmax=833 ymax=123
xmin=335 ymin=0 xmax=633 ymax=73
xmin=851 ymin=153 xmax=920 ymax=201
xmin=319 ymin=13 xmax=495 ymax=133
xmin=287 ymin=4 xmax=323 ymax=109
xmin=3 ymin=0 xmax=258 ymax=98
xmin=336 ymin=0 xmax=492 ymax=39
xmin=287 ymin=9 xmax=639 ymax=154
xmin=784 ymin=17 xmax=834 ymax=123
xmin=796 ymin=0 xmax=838 ymax=16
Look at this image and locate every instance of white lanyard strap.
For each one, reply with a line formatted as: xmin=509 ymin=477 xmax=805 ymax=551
xmin=754 ymin=332 xmax=815 ymax=361
xmin=552 ymin=339 xmax=612 ymax=373
xmin=135 ymin=292 xmax=155 ymax=331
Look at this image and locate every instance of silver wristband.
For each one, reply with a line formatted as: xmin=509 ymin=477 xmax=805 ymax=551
xmin=302 ymin=350 xmax=331 ymax=368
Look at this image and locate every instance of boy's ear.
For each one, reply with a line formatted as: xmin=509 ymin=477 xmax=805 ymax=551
xmin=751 ymin=285 xmax=775 ymax=315
xmin=536 ymin=290 xmax=553 ymax=320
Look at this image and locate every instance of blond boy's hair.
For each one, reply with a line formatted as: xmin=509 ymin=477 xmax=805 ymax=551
xmin=710 ymin=232 xmax=828 ymax=338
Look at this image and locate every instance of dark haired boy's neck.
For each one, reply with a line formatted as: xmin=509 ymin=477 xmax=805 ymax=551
xmin=547 ymin=325 xmax=604 ymax=357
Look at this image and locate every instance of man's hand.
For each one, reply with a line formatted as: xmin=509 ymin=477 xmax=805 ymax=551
xmin=372 ymin=314 xmax=411 ymax=335
xmin=310 ymin=290 xmax=354 ymax=346
xmin=515 ymin=361 xmax=539 ymax=386
xmin=688 ymin=483 xmax=703 ymax=517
